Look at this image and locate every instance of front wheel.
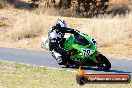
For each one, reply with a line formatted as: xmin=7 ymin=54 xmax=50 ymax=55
xmin=96 ymin=54 xmax=111 ymax=71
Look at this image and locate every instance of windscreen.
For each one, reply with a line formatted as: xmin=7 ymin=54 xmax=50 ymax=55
xmin=74 ymin=34 xmax=89 ymax=46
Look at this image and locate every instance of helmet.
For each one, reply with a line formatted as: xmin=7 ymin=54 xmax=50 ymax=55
xmin=56 ymin=19 xmax=67 ymax=31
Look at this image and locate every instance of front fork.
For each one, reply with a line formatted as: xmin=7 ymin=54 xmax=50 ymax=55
xmin=84 ymin=52 xmax=102 ymax=66
xmin=95 ymin=53 xmax=105 ymax=65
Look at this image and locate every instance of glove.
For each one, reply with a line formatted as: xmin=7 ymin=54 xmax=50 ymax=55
xmin=66 ymin=51 xmax=75 ymax=56
xmin=66 ymin=51 xmax=71 ymax=56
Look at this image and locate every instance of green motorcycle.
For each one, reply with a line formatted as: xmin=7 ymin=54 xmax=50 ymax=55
xmin=42 ymin=33 xmax=111 ymax=71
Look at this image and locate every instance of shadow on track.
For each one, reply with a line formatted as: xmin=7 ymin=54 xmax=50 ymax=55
xmin=63 ymin=66 xmax=132 ymax=74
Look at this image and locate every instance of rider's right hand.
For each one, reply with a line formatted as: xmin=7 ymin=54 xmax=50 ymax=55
xmin=66 ymin=51 xmax=71 ymax=56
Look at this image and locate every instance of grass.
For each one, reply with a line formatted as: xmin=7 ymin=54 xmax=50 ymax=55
xmin=7 ymin=11 xmax=132 ymax=58
xmin=0 ymin=22 xmax=8 ymax=27
xmin=9 ymin=13 xmax=45 ymax=40
xmin=0 ymin=60 xmax=132 ymax=88
xmin=0 ymin=0 xmax=7 ymax=8
xmin=10 ymin=12 xmax=132 ymax=45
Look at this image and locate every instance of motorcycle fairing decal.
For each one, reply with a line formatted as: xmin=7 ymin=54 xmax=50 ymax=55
xmin=81 ymin=48 xmax=95 ymax=56
xmin=89 ymin=38 xmax=97 ymax=48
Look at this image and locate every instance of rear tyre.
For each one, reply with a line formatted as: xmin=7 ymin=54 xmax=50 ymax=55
xmin=96 ymin=54 xmax=111 ymax=71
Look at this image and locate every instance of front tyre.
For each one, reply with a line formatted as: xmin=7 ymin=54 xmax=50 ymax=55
xmin=96 ymin=54 xmax=111 ymax=71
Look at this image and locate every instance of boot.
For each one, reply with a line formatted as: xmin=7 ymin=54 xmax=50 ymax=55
xmin=56 ymin=56 xmax=67 ymax=65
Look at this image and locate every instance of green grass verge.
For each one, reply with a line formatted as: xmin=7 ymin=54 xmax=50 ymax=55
xmin=0 ymin=61 xmax=131 ymax=88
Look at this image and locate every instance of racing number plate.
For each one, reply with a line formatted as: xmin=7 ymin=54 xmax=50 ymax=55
xmin=81 ymin=48 xmax=94 ymax=56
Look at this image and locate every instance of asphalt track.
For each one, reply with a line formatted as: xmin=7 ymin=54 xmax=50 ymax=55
xmin=0 ymin=47 xmax=132 ymax=77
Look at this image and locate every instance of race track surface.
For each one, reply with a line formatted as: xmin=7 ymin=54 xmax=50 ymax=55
xmin=0 ymin=47 xmax=132 ymax=76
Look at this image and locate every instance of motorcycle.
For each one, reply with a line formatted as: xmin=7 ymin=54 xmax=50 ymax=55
xmin=41 ymin=33 xmax=111 ymax=71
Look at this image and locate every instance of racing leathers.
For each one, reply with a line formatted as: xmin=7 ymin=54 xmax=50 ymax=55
xmin=48 ymin=26 xmax=80 ymax=64
xmin=48 ymin=26 xmax=79 ymax=55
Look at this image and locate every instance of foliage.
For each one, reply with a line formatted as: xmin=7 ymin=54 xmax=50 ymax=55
xmin=0 ymin=0 xmax=7 ymax=8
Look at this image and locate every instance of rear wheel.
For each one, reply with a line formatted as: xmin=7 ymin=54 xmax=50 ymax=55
xmin=96 ymin=54 xmax=111 ymax=71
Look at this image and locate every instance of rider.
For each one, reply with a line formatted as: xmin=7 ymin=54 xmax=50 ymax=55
xmin=48 ymin=19 xmax=80 ymax=65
